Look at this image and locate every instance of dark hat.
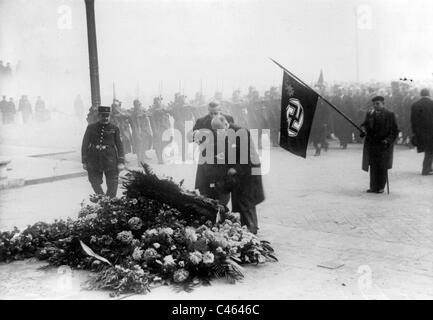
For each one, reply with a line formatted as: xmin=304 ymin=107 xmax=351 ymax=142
xmin=208 ymin=101 xmax=219 ymax=109
xmin=420 ymin=88 xmax=430 ymax=97
xmin=98 ymin=106 xmax=111 ymax=113
xmin=372 ymin=96 xmax=385 ymax=102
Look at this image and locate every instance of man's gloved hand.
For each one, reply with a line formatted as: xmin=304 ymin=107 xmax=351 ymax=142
xmin=118 ymin=163 xmax=125 ymax=171
xmin=82 ymin=163 xmax=87 ymax=171
xmin=359 ymin=131 xmax=366 ymax=138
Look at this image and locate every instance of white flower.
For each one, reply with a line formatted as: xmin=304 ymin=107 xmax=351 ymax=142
xmin=163 ymin=255 xmax=176 ymax=266
xmin=116 ymin=230 xmax=133 ymax=244
xmin=153 ymin=243 xmax=160 ymax=249
xmin=146 ymin=229 xmax=158 ymax=236
xmin=128 ymin=217 xmax=143 ymax=230
xmin=185 ymin=227 xmax=198 ymax=242
xmin=143 ymin=248 xmax=158 ymax=261
xmin=178 ymin=261 xmax=185 ymax=267
xmin=229 ymin=247 xmax=238 ymax=254
xmin=216 ymin=247 xmax=224 ymax=254
xmin=202 ymin=251 xmax=214 ymax=264
xmin=161 ymin=227 xmax=174 ymax=236
xmin=132 ymin=247 xmax=143 ymax=261
xmin=189 ymin=251 xmax=202 ymax=265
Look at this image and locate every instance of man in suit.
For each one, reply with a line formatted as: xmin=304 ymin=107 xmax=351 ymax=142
xmin=411 ymin=88 xmax=433 ymax=175
xmin=81 ymin=106 xmax=125 ymax=198
xmin=361 ymin=96 xmax=399 ymax=193
xmin=210 ymin=115 xmax=264 ymax=234
xmin=189 ymin=101 xmax=234 ymax=197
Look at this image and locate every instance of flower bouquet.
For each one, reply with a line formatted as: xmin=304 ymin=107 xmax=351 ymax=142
xmin=0 ymin=164 xmax=277 ymax=296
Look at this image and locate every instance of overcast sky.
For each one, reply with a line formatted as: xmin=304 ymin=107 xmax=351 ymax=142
xmin=1 ymin=0 xmax=433 ymax=107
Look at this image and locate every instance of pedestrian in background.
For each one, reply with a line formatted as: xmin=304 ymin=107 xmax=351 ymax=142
xmin=410 ymin=88 xmax=433 ymax=175
xmin=361 ymin=96 xmax=399 ymax=193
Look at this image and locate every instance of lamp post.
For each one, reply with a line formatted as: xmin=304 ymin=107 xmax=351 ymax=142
xmin=84 ymin=0 xmax=100 ymax=123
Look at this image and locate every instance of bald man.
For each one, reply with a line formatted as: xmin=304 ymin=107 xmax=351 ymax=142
xmin=189 ymin=102 xmax=234 ymax=198
xmin=210 ymin=115 xmax=264 ymax=234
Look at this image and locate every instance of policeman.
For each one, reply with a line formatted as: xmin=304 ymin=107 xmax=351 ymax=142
xmin=81 ymin=106 xmax=125 ymax=198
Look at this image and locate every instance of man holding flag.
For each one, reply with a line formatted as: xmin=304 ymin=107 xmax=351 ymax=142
xmin=271 ymin=59 xmax=384 ymax=194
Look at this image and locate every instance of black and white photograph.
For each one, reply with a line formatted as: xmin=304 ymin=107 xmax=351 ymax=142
xmin=0 ymin=0 xmax=432 ymax=302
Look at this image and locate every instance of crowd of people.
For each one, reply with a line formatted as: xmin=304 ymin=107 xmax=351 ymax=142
xmin=81 ymin=79 xmax=433 ymax=232
xmin=0 ymin=94 xmax=50 ymax=124
xmin=81 ymin=80 xmax=424 ymax=165
xmin=83 ymin=87 xmax=282 ymax=166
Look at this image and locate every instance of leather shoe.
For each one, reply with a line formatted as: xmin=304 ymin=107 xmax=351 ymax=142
xmin=421 ymin=171 xmax=433 ymax=176
xmin=366 ymin=189 xmax=376 ymax=193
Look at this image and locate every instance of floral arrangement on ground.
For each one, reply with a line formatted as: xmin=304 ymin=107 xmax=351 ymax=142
xmin=0 ymin=164 xmax=277 ymax=296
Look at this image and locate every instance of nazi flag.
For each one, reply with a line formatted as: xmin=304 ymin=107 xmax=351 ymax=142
xmin=279 ymin=71 xmax=319 ymax=158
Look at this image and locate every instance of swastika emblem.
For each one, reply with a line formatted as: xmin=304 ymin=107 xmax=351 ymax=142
xmin=286 ymin=98 xmax=304 ymax=137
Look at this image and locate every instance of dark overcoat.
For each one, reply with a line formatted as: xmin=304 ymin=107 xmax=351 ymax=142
xmin=192 ymin=113 xmax=234 ymax=195
xmin=81 ymin=122 xmax=125 ymax=171
xmin=411 ymin=97 xmax=433 ymax=152
xmin=361 ymin=108 xmax=399 ymax=171
xmin=227 ymin=124 xmax=265 ymax=211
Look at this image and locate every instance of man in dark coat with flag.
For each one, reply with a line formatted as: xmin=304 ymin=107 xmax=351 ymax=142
xmin=189 ymin=101 xmax=234 ymax=197
xmin=81 ymin=106 xmax=125 ymax=198
xmin=210 ymin=114 xmax=264 ymax=234
xmin=411 ymin=88 xmax=433 ymax=175
xmin=361 ymin=96 xmax=399 ymax=193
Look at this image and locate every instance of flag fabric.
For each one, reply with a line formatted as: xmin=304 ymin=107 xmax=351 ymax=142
xmin=279 ymin=71 xmax=319 ymax=158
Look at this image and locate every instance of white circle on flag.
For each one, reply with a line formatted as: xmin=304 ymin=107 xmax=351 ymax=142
xmin=286 ymin=98 xmax=304 ymax=137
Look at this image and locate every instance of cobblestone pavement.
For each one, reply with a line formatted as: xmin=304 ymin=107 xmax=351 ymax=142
xmin=0 ymin=142 xmax=432 ymax=299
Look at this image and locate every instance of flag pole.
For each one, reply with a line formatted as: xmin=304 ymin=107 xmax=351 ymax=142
xmin=270 ymin=58 xmax=365 ymax=135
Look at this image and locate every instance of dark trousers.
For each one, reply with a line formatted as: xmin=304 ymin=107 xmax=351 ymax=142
xmin=232 ymin=197 xmax=258 ymax=234
xmin=422 ymin=151 xmax=433 ymax=174
xmin=87 ymin=169 xmax=119 ymax=198
xmin=369 ymin=165 xmax=387 ymax=191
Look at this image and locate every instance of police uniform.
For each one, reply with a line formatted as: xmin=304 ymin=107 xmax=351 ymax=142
xmin=81 ymin=106 xmax=125 ymax=198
